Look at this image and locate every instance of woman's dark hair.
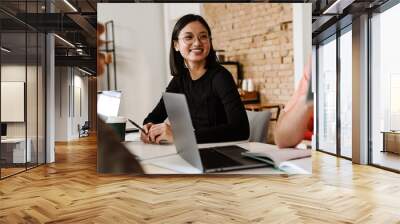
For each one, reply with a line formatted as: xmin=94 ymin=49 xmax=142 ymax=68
xmin=170 ymin=14 xmax=218 ymax=76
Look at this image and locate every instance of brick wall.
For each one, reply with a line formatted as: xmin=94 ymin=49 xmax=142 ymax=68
xmin=202 ymin=3 xmax=294 ymax=105
xmin=202 ymin=3 xmax=294 ymax=143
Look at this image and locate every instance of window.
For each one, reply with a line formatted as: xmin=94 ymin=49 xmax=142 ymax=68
xmin=370 ymin=2 xmax=400 ymax=171
xmin=317 ymin=36 xmax=337 ymax=155
xmin=0 ymin=1 xmax=47 ymax=179
xmin=339 ymin=28 xmax=352 ymax=158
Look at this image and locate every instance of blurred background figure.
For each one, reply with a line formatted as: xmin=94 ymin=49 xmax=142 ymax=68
xmin=274 ymin=59 xmax=313 ymax=148
xmin=97 ymin=23 xmax=143 ymax=174
xmin=97 ymin=23 xmax=112 ymax=76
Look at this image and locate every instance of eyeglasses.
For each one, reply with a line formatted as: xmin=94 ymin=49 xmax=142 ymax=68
xmin=178 ymin=33 xmax=210 ymax=45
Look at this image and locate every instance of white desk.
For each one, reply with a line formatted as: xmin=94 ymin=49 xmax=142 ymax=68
xmin=1 ymin=138 xmax=32 ymax=163
xmin=123 ymin=133 xmax=311 ymax=175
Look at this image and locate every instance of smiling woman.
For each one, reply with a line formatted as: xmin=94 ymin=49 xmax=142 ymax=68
xmin=141 ymin=14 xmax=249 ymax=145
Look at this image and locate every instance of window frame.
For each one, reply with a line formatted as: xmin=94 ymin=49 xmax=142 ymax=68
xmin=368 ymin=0 xmax=400 ymax=173
xmin=315 ymin=22 xmax=353 ymax=161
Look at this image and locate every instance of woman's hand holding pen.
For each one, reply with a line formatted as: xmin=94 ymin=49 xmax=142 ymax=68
xmin=140 ymin=123 xmax=153 ymax=144
xmin=140 ymin=122 xmax=173 ymax=144
xmin=148 ymin=122 xmax=173 ymax=144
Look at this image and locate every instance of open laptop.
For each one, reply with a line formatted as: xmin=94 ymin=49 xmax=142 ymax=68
xmin=97 ymin=91 xmax=122 ymax=119
xmin=163 ymin=92 xmax=268 ymax=173
xmin=97 ymin=91 xmax=137 ymax=133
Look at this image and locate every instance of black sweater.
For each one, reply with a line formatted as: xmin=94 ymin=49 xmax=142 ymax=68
xmin=143 ymin=64 xmax=249 ymax=143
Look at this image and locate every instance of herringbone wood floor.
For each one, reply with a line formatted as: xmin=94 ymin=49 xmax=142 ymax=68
xmin=1 ymin=136 xmax=400 ymax=224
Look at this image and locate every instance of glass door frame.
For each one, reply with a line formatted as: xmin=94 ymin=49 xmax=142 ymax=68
xmin=315 ymin=24 xmax=353 ymax=161
xmin=367 ymin=0 xmax=400 ymax=173
xmin=0 ymin=2 xmax=48 ymax=180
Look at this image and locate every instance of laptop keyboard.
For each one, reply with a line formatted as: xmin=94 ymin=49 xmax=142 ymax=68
xmin=199 ymin=148 xmax=242 ymax=169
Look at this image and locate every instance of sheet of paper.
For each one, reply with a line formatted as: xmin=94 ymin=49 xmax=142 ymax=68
xmin=143 ymin=154 xmax=202 ymax=174
xmin=279 ymin=158 xmax=311 ymax=174
xmin=123 ymin=138 xmax=177 ymax=161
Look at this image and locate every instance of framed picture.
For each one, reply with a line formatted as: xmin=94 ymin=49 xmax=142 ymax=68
xmin=221 ymin=61 xmax=242 ymax=86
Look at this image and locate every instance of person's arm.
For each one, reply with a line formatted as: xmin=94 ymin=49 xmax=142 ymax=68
xmin=143 ymin=77 xmax=180 ymax=125
xmin=141 ymin=77 xmax=179 ymax=144
xmin=195 ymin=69 xmax=249 ymax=143
xmin=274 ymin=61 xmax=313 ymax=148
xmin=274 ymin=96 xmax=313 ymax=148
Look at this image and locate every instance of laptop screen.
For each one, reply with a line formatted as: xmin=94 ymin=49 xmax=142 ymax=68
xmin=97 ymin=91 xmax=122 ymax=118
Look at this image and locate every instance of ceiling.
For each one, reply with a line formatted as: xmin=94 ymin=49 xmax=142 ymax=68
xmin=0 ymin=0 xmax=98 ymax=73
xmin=0 ymin=0 xmax=395 ymax=74
xmin=310 ymin=0 xmax=391 ymax=43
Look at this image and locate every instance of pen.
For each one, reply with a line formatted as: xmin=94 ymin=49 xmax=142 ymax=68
xmin=128 ymin=119 xmax=147 ymax=134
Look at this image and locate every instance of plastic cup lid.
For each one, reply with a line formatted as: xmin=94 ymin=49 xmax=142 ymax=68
xmin=105 ymin=116 xmax=127 ymax=123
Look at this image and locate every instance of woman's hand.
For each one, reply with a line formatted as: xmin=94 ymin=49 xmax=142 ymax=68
xmin=148 ymin=122 xmax=174 ymax=144
xmin=140 ymin=123 xmax=153 ymax=144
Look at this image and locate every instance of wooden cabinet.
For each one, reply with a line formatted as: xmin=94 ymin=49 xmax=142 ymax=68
xmin=382 ymin=131 xmax=400 ymax=154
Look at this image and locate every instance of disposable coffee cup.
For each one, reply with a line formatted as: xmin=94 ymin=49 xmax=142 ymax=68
xmin=247 ymin=79 xmax=254 ymax=92
xmin=241 ymin=79 xmax=248 ymax=91
xmin=105 ymin=116 xmax=127 ymax=142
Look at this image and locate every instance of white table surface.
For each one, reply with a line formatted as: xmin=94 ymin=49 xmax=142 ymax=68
xmin=123 ymin=133 xmax=311 ymax=175
xmin=1 ymin=137 xmax=32 ymax=163
xmin=1 ymin=137 xmax=26 ymax=143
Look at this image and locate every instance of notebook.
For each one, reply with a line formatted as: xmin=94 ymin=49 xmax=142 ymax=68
xmin=242 ymin=148 xmax=311 ymax=173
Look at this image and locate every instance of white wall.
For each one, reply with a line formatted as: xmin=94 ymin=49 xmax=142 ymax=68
xmin=292 ymin=3 xmax=312 ymax=87
xmin=98 ymin=3 xmax=168 ymax=127
xmin=1 ymin=65 xmax=37 ymax=137
xmin=76 ymin=74 xmax=89 ymax=123
xmin=55 ymin=67 xmax=69 ymax=141
xmin=1 ymin=64 xmax=46 ymax=164
xmin=72 ymin=74 xmax=88 ymax=138
xmin=1 ymin=66 xmax=26 ymax=135
xmin=54 ymin=67 xmax=89 ymax=141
